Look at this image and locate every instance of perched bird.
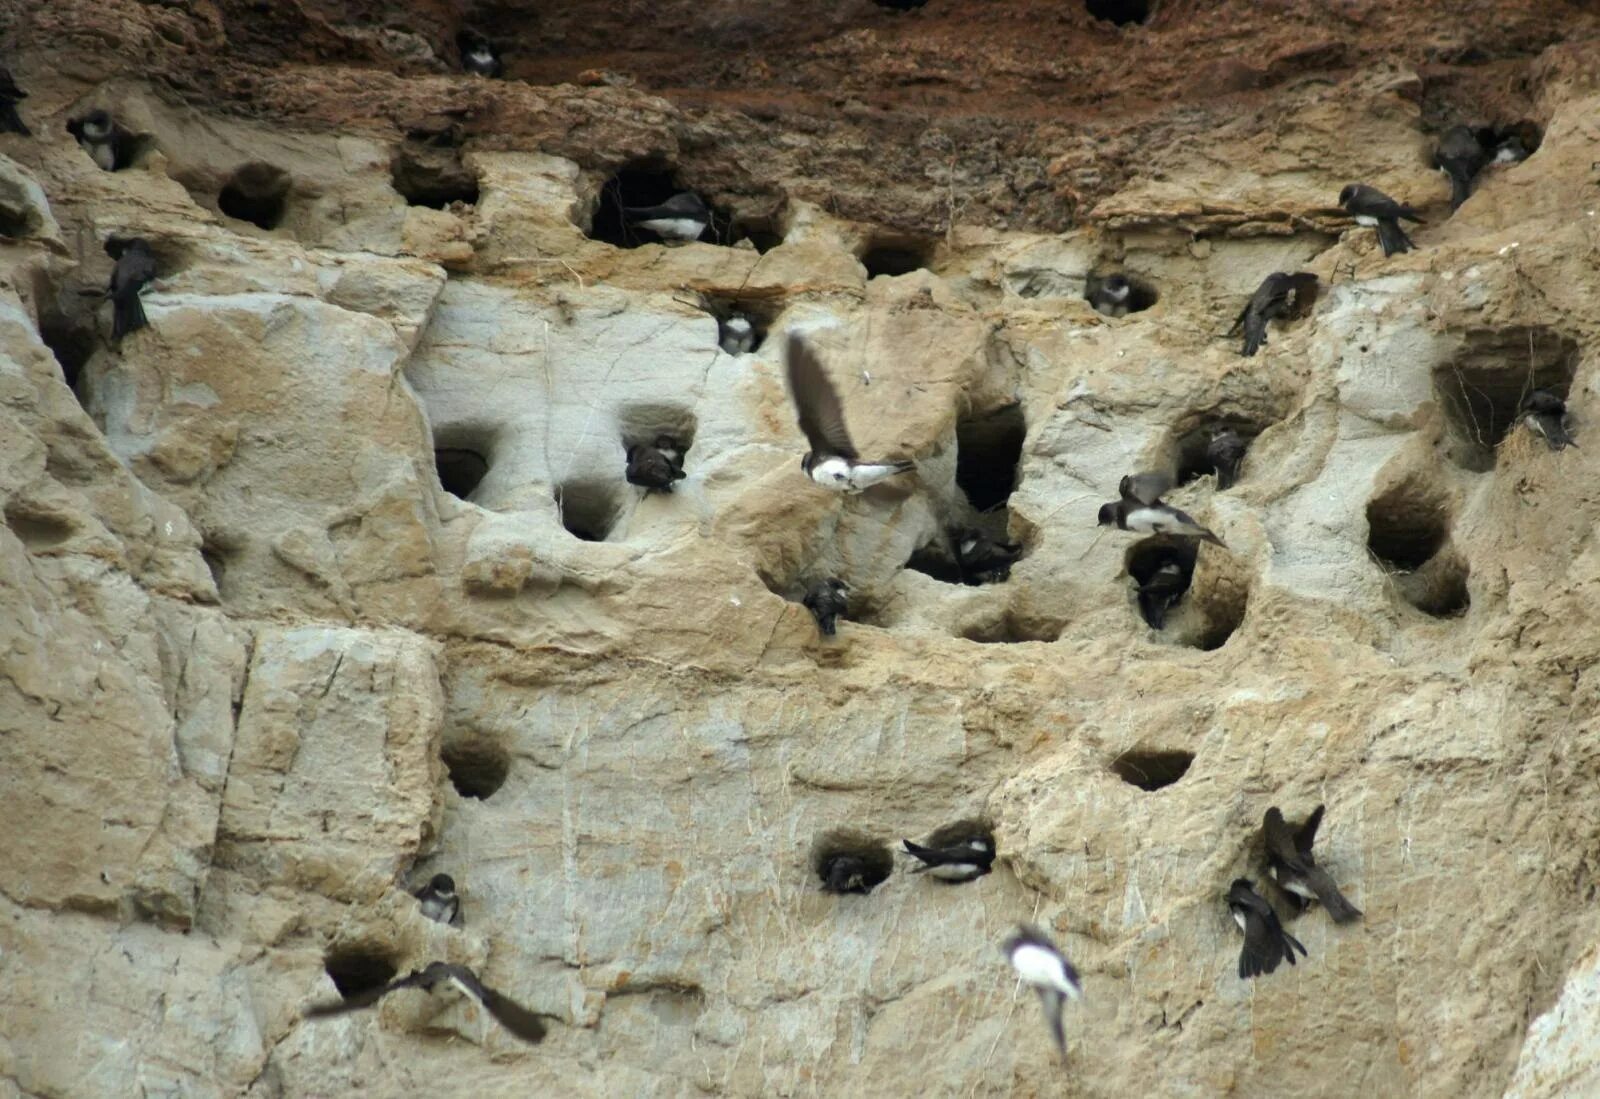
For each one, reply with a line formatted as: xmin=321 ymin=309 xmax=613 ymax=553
xmin=1338 ymin=183 xmax=1424 ymax=258
xmin=718 ymin=313 xmax=755 ymax=355
xmin=819 ymin=852 xmax=879 ymax=894
xmin=953 ymin=527 xmax=1023 ymax=585
xmin=802 ymin=578 xmax=849 ymax=637
xmin=304 ymin=961 xmax=547 ymax=1044
xmin=105 ymin=237 xmax=157 ymax=343
xmin=784 ymin=333 xmax=916 ymax=493
xmin=1521 ymin=388 xmax=1576 ymax=450
xmin=622 ymin=192 xmax=710 ymax=243
xmin=1434 ymin=125 xmax=1488 ymax=211
xmin=1097 ymin=473 xmax=1225 ymax=546
xmin=901 ymin=834 xmax=995 ymax=882
xmin=1228 ymin=271 xmax=1319 ymax=357
xmin=626 ymin=435 xmax=687 ymax=492
xmin=1088 ymin=274 xmax=1134 ymax=318
xmin=1227 ymin=878 xmax=1307 ymax=980
xmin=414 ymin=873 xmax=462 ymax=928
xmin=1001 ymin=925 xmax=1082 ymax=1062
xmin=66 ymin=110 xmax=134 ymax=171
xmin=1206 ymin=426 xmax=1248 ymax=489
xmin=0 ymin=66 xmax=29 ymax=136
xmin=1490 ymin=122 xmax=1538 ymax=165
xmin=1263 ymin=806 xmax=1363 ymax=924
xmin=457 ymin=31 xmax=503 ymax=78
xmin=1133 ymin=550 xmax=1191 ymax=630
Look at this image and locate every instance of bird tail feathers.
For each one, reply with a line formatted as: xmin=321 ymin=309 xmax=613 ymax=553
xmin=112 ymin=293 xmax=147 ymax=342
xmin=1376 ymin=220 xmax=1414 ymax=256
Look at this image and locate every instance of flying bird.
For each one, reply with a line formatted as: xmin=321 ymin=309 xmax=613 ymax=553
xmin=0 ymin=66 xmax=29 ymax=136
xmin=105 ymin=237 xmax=157 ymax=343
xmin=1088 ymin=274 xmax=1134 ymax=318
xmin=414 ymin=873 xmax=462 ymax=928
xmin=802 ymin=578 xmax=849 ymax=637
xmin=819 ymin=852 xmax=880 ymax=894
xmin=1227 ymin=878 xmax=1307 ymax=980
xmin=457 ymin=30 xmax=503 ymax=78
xmin=626 ymin=435 xmax=687 ymax=492
xmin=1097 ymin=473 xmax=1225 ymax=546
xmin=1263 ymin=806 xmax=1362 ymax=924
xmin=304 ymin=961 xmax=548 ymax=1044
xmin=718 ymin=314 xmax=756 ymax=355
xmin=1339 ymin=183 xmax=1424 ymax=257
xmin=1206 ymin=427 xmax=1248 ymax=489
xmin=1434 ymin=125 xmax=1488 ymax=211
xmin=622 ymin=192 xmax=710 ymax=243
xmin=1521 ymin=388 xmax=1576 ymax=450
xmin=901 ymin=834 xmax=994 ymax=882
xmin=1228 ymin=271 xmax=1319 ymax=357
xmin=1001 ymin=924 xmax=1082 ymax=1061
xmin=784 ymin=333 xmax=916 ymax=493
xmin=67 ymin=110 xmax=136 ymax=172
xmin=953 ymin=528 xmax=1023 ymax=585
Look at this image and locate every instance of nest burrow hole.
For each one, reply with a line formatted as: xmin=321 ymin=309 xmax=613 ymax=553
xmin=323 ymin=944 xmax=399 ymax=1000
xmin=33 ymin=273 xmax=98 ymax=400
xmin=699 ymin=294 xmax=782 ymax=355
xmin=588 ymin=163 xmax=767 ymax=249
xmin=1086 ymin=271 xmax=1159 ymax=314
xmin=217 ymin=162 xmax=291 ymax=231
xmin=874 ymin=0 xmax=929 ymax=9
xmin=1111 ymin=748 xmax=1193 ymax=791
xmin=391 ymin=146 xmax=480 ymax=208
xmin=905 ymin=541 xmax=965 ymax=585
xmin=1125 ymin=537 xmax=1196 ymax=630
xmin=618 ymin=403 xmax=697 ymax=454
xmin=556 ymin=479 xmax=624 ymax=542
xmin=441 ymin=737 xmax=510 ymax=800
xmin=857 ymin=234 xmax=936 ymax=279
xmin=1169 ymin=418 xmax=1265 ymax=487
xmin=956 ymin=403 xmax=1026 ymax=513
xmin=431 ymin=426 xmax=496 ymax=502
xmin=811 ymin=830 xmax=894 ymax=895
xmin=1433 ymin=326 xmax=1578 ymax=471
xmin=1365 ymin=482 xmax=1470 ymax=618
xmin=1087 ymin=0 xmax=1153 ymax=25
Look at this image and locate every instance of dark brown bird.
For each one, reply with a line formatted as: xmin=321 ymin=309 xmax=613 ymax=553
xmin=1205 ymin=427 xmax=1248 ymax=490
xmin=1339 ymin=184 xmax=1424 ymax=257
xmin=626 ymin=435 xmax=687 ymax=491
xmin=803 ymin=578 xmax=849 ymax=636
xmin=1227 ymin=878 xmax=1307 ymax=979
xmin=1263 ymin=806 xmax=1363 ymax=924
xmin=1228 ymin=272 xmax=1319 ymax=357
xmin=1521 ymin=389 xmax=1576 ymax=451
xmin=1434 ymin=125 xmax=1488 ymax=211
xmin=785 ymin=333 xmax=914 ymax=492
xmin=304 ymin=961 xmax=548 ymax=1044
xmin=105 ymin=237 xmax=157 ymax=343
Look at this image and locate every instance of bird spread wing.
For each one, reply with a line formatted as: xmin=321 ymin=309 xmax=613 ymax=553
xmin=1284 ymin=273 xmax=1320 ymax=318
xmin=1294 ymin=804 xmax=1325 ymax=860
xmin=1263 ymin=807 xmax=1310 ymax=871
xmin=785 ymin=335 xmax=858 ymax=459
xmin=1119 ymin=471 xmax=1172 ymax=506
xmin=303 ymin=968 xmax=433 ymax=1016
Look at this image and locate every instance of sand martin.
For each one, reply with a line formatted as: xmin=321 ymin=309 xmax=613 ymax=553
xmin=414 ymin=873 xmax=462 ymax=927
xmin=66 ymin=110 xmax=135 ymax=171
xmin=1228 ymin=271 xmax=1319 ymax=357
xmin=1263 ymin=806 xmax=1362 ymax=924
xmin=1434 ymin=125 xmax=1488 ymax=211
xmin=626 ymin=435 xmax=687 ymax=492
xmin=1205 ymin=426 xmax=1248 ymax=489
xmin=1227 ymin=878 xmax=1307 ymax=979
xmin=1339 ymin=183 xmax=1423 ymax=257
xmin=105 ymin=237 xmax=156 ymax=343
xmin=1098 ymin=473 xmax=1225 ymax=545
xmin=953 ymin=527 xmax=1023 ymax=585
xmin=802 ymin=578 xmax=849 ymax=637
xmin=1521 ymin=388 xmax=1576 ymax=450
xmin=622 ymin=192 xmax=710 ymax=243
xmin=305 ymin=961 xmax=547 ymax=1043
xmin=1001 ymin=924 xmax=1082 ymax=1061
xmin=718 ymin=313 xmax=755 ymax=355
xmin=1088 ymin=274 xmax=1133 ymax=318
xmin=902 ymin=833 xmax=994 ymax=882
xmin=1131 ymin=547 xmax=1192 ymax=630
xmin=784 ymin=333 xmax=916 ymax=492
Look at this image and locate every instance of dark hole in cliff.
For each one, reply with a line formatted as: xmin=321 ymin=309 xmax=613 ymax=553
xmin=956 ymin=403 xmax=1026 ymax=512
xmin=218 ymin=162 xmax=291 ymax=231
xmin=737 ymin=221 xmax=785 ymax=253
xmin=1171 ymin=420 xmax=1264 ymax=488
xmin=390 ymin=147 xmax=480 ymax=208
xmin=441 ymin=738 xmax=510 ymax=800
xmin=1407 ymin=551 xmax=1471 ymax=618
xmin=435 ymin=449 xmax=489 ymax=500
xmin=201 ymin=545 xmax=228 ymax=597
xmin=1085 ymin=271 xmax=1159 ymax=316
xmin=1126 ymin=537 xmax=1195 ymax=630
xmin=1366 ymin=481 xmax=1448 ymax=572
xmin=699 ymin=294 xmax=782 ymax=355
xmin=324 ymin=945 xmax=398 ymax=1000
xmin=811 ymin=830 xmax=893 ymax=895
xmin=1111 ymin=749 xmax=1192 ymax=791
xmin=1192 ymin=584 xmax=1247 ymax=650
xmin=589 ymin=164 xmax=745 ymax=248
xmin=0 ymin=201 xmax=35 ymax=238
xmin=858 ymin=234 xmax=936 ymax=279
xmin=905 ymin=541 xmax=965 ymax=584
xmin=556 ymin=479 xmax=623 ymax=541
xmin=1086 ymin=0 xmax=1153 ymax=25
xmin=873 ymin=0 xmax=930 ymax=9
xmin=4 ymin=506 xmax=74 ymax=550
xmin=960 ymin=610 xmax=1061 ymax=644
xmin=619 ymin=403 xmax=698 ymax=454
xmin=36 ymin=280 xmax=99 ymax=401
xmin=1433 ymin=326 xmax=1578 ymax=471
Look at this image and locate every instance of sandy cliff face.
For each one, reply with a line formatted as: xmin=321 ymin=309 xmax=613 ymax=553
xmin=1 ymin=0 xmax=1599 ymax=1095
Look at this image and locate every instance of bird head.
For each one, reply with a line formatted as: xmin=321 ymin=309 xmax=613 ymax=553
xmin=77 ymin=110 xmax=112 ymax=138
xmin=1096 ymin=502 xmax=1117 ymax=527
xmin=429 ymin=873 xmax=456 ymax=894
xmin=1337 ymin=184 xmax=1359 ymax=207
xmin=1103 ymin=275 xmax=1131 ymax=298
xmin=723 ymin=315 xmax=752 ymax=334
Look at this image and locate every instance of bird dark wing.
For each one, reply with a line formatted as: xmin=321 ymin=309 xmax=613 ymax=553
xmin=436 ymin=966 xmax=550 ymax=1044
xmin=1119 ymin=471 xmax=1172 ymax=506
xmin=1225 ymin=299 xmax=1252 ymax=338
xmin=1263 ymin=807 xmax=1308 ymax=870
xmin=112 ymin=250 xmax=156 ymax=296
xmin=784 ymin=334 xmax=858 ymax=459
xmin=1302 ymin=865 xmax=1363 ymax=924
xmin=1036 ymin=989 xmax=1068 ymax=1060
xmin=303 ymin=968 xmax=432 ymax=1017
xmin=1237 ymin=910 xmax=1282 ymax=979
xmin=1346 ymin=185 xmax=1410 ymax=220
xmin=1523 ymin=389 xmax=1565 ymax=416
xmin=1294 ymin=804 xmax=1325 ymax=860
